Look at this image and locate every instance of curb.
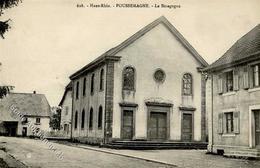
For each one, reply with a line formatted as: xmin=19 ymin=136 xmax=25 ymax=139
xmin=54 ymin=142 xmax=177 ymax=167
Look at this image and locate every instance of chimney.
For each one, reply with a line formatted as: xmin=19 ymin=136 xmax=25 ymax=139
xmin=33 ymin=91 xmax=36 ymax=94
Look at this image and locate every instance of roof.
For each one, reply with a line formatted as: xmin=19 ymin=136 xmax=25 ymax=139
xmin=204 ymin=24 xmax=260 ymax=72
xmin=58 ymin=82 xmax=72 ymax=106
xmin=70 ymin=16 xmax=208 ymax=79
xmin=0 ymin=93 xmax=51 ymax=121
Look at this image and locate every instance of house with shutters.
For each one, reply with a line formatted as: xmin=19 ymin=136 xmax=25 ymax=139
xmin=69 ymin=16 xmax=208 ymax=147
xmin=59 ymin=82 xmax=72 ymax=137
xmin=0 ymin=92 xmax=51 ymax=137
xmin=204 ymin=24 xmax=260 ymax=158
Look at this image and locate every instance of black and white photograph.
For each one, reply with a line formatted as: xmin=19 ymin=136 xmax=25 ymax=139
xmin=0 ymin=0 xmax=260 ymax=167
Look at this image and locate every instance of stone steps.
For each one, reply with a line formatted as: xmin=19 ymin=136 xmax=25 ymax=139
xmin=105 ymin=141 xmax=208 ymax=150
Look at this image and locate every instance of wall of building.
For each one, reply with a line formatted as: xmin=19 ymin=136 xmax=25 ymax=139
xmin=208 ymin=62 xmax=260 ymax=152
xmin=72 ymin=65 xmax=106 ymax=143
xmin=17 ymin=117 xmax=50 ymax=136
xmin=112 ymin=23 xmax=205 ymax=141
xmin=60 ymin=90 xmax=72 ymax=137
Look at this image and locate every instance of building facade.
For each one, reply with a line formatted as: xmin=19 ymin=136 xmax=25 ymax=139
xmin=59 ymin=82 xmax=72 ymax=137
xmin=0 ymin=92 xmax=51 ymax=136
xmin=70 ymin=16 xmax=208 ymax=144
xmin=205 ymin=24 xmax=260 ymax=158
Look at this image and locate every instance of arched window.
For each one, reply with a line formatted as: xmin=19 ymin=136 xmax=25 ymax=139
xmin=100 ymin=69 xmax=104 ymax=91
xmin=98 ymin=106 xmax=103 ymax=129
xmin=81 ymin=109 xmax=85 ymax=129
xmin=89 ymin=108 xmax=93 ymax=130
xmin=83 ymin=77 xmax=86 ymax=96
xmin=74 ymin=111 xmax=78 ymax=129
xmin=182 ymin=73 xmax=192 ymax=95
xmin=123 ymin=66 xmax=135 ymax=90
xmin=91 ymin=74 xmax=95 ymax=94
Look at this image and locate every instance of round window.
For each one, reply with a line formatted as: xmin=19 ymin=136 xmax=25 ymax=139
xmin=154 ymin=69 xmax=166 ymax=83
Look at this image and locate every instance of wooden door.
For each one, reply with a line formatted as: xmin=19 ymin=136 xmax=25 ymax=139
xmin=122 ymin=110 xmax=134 ymax=140
xmin=182 ymin=113 xmax=193 ymax=141
xmin=255 ymin=110 xmax=260 ymax=147
xmin=149 ymin=112 xmax=167 ymax=141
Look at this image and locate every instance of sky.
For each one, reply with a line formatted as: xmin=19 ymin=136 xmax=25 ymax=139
xmin=0 ymin=0 xmax=260 ymax=106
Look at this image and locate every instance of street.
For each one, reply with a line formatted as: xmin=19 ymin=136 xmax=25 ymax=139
xmin=1 ymin=136 xmax=260 ymax=168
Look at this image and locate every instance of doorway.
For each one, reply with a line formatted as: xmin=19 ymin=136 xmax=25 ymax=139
xmin=149 ymin=112 xmax=167 ymax=141
xmin=22 ymin=127 xmax=27 ymax=137
xmin=182 ymin=113 xmax=193 ymax=141
xmin=122 ymin=110 xmax=134 ymax=140
xmin=254 ymin=110 xmax=260 ymax=147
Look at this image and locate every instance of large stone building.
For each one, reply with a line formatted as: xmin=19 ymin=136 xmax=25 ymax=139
xmin=59 ymin=82 xmax=72 ymax=137
xmin=69 ymin=16 xmax=208 ymax=145
xmin=0 ymin=92 xmax=51 ymax=136
xmin=205 ymin=24 xmax=260 ymax=158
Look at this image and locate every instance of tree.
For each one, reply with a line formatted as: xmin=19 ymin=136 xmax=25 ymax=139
xmin=49 ymin=107 xmax=62 ymax=130
xmin=0 ymin=0 xmax=22 ymax=39
xmin=0 ymin=62 xmax=14 ymax=98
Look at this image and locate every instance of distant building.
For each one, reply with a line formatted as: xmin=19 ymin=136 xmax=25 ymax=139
xmin=69 ymin=16 xmax=208 ymax=145
xmin=0 ymin=92 xmax=51 ymax=136
xmin=59 ymin=82 xmax=72 ymax=137
xmin=204 ymin=24 xmax=260 ymax=158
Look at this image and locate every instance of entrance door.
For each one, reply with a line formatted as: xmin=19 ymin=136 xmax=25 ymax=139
xmin=22 ymin=127 xmax=27 ymax=137
xmin=122 ymin=110 xmax=134 ymax=140
xmin=255 ymin=110 xmax=260 ymax=147
xmin=182 ymin=113 xmax=193 ymax=141
xmin=149 ymin=112 xmax=167 ymax=141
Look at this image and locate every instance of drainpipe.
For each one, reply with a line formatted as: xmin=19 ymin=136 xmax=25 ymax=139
xmin=211 ymin=74 xmax=214 ymax=152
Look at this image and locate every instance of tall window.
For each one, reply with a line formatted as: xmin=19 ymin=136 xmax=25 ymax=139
xmin=91 ymin=74 xmax=95 ymax=95
xmin=253 ymin=64 xmax=260 ymax=87
xmin=81 ymin=109 xmax=85 ymax=129
xmin=123 ymin=66 xmax=135 ymax=90
xmin=74 ymin=111 xmax=78 ymax=129
xmin=225 ymin=112 xmax=234 ymax=133
xmin=182 ymin=73 xmax=192 ymax=95
xmin=226 ymin=71 xmax=233 ymax=92
xmin=89 ymin=108 xmax=93 ymax=130
xmin=98 ymin=106 xmax=103 ymax=129
xmin=76 ymin=81 xmax=79 ymax=99
xmin=100 ymin=69 xmax=104 ymax=91
xmin=65 ymin=106 xmax=69 ymax=115
xmin=83 ymin=77 xmax=86 ymax=96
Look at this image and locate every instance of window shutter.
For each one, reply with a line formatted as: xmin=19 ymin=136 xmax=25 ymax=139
xmin=248 ymin=65 xmax=254 ymax=89
xmin=234 ymin=68 xmax=239 ymax=91
xmin=234 ymin=111 xmax=240 ymax=134
xmin=218 ymin=113 xmax=223 ymax=134
xmin=243 ymin=66 xmax=249 ymax=89
xmin=218 ymin=75 xmax=223 ymax=94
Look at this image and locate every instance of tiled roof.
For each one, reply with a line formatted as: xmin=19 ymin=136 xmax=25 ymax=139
xmin=204 ymin=24 xmax=260 ymax=71
xmin=0 ymin=93 xmax=51 ymax=121
xmin=70 ymin=16 xmax=208 ymax=79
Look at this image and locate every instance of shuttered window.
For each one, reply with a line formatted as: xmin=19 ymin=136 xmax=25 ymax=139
xmin=253 ymin=64 xmax=260 ymax=87
xmin=225 ymin=112 xmax=234 ymax=133
xmin=243 ymin=66 xmax=249 ymax=89
xmin=234 ymin=111 xmax=240 ymax=134
xmin=218 ymin=75 xmax=223 ymax=94
xmin=218 ymin=113 xmax=223 ymax=134
xmin=233 ymin=68 xmax=239 ymax=91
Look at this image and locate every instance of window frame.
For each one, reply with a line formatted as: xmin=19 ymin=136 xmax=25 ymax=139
xmin=83 ymin=77 xmax=86 ymax=96
xmin=36 ymin=118 xmax=41 ymax=125
xmin=225 ymin=112 xmax=234 ymax=134
xmin=122 ymin=66 xmax=135 ymax=91
xmin=91 ymin=73 xmax=95 ymax=95
xmin=74 ymin=111 xmax=78 ymax=129
xmin=225 ymin=71 xmax=234 ymax=92
xmin=100 ymin=69 xmax=104 ymax=91
xmin=81 ymin=109 xmax=85 ymax=129
xmin=98 ymin=106 xmax=103 ymax=129
xmin=76 ymin=81 xmax=79 ymax=99
xmin=89 ymin=108 xmax=93 ymax=130
xmin=182 ymin=73 xmax=193 ymax=96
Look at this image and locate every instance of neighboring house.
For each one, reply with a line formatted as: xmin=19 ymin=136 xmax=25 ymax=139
xmin=0 ymin=92 xmax=51 ymax=136
xmin=69 ymin=16 xmax=208 ymax=145
xmin=204 ymin=24 xmax=260 ymax=158
xmin=59 ymin=82 xmax=72 ymax=137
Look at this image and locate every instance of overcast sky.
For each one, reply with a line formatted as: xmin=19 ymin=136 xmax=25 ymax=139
xmin=1 ymin=0 xmax=260 ymax=106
